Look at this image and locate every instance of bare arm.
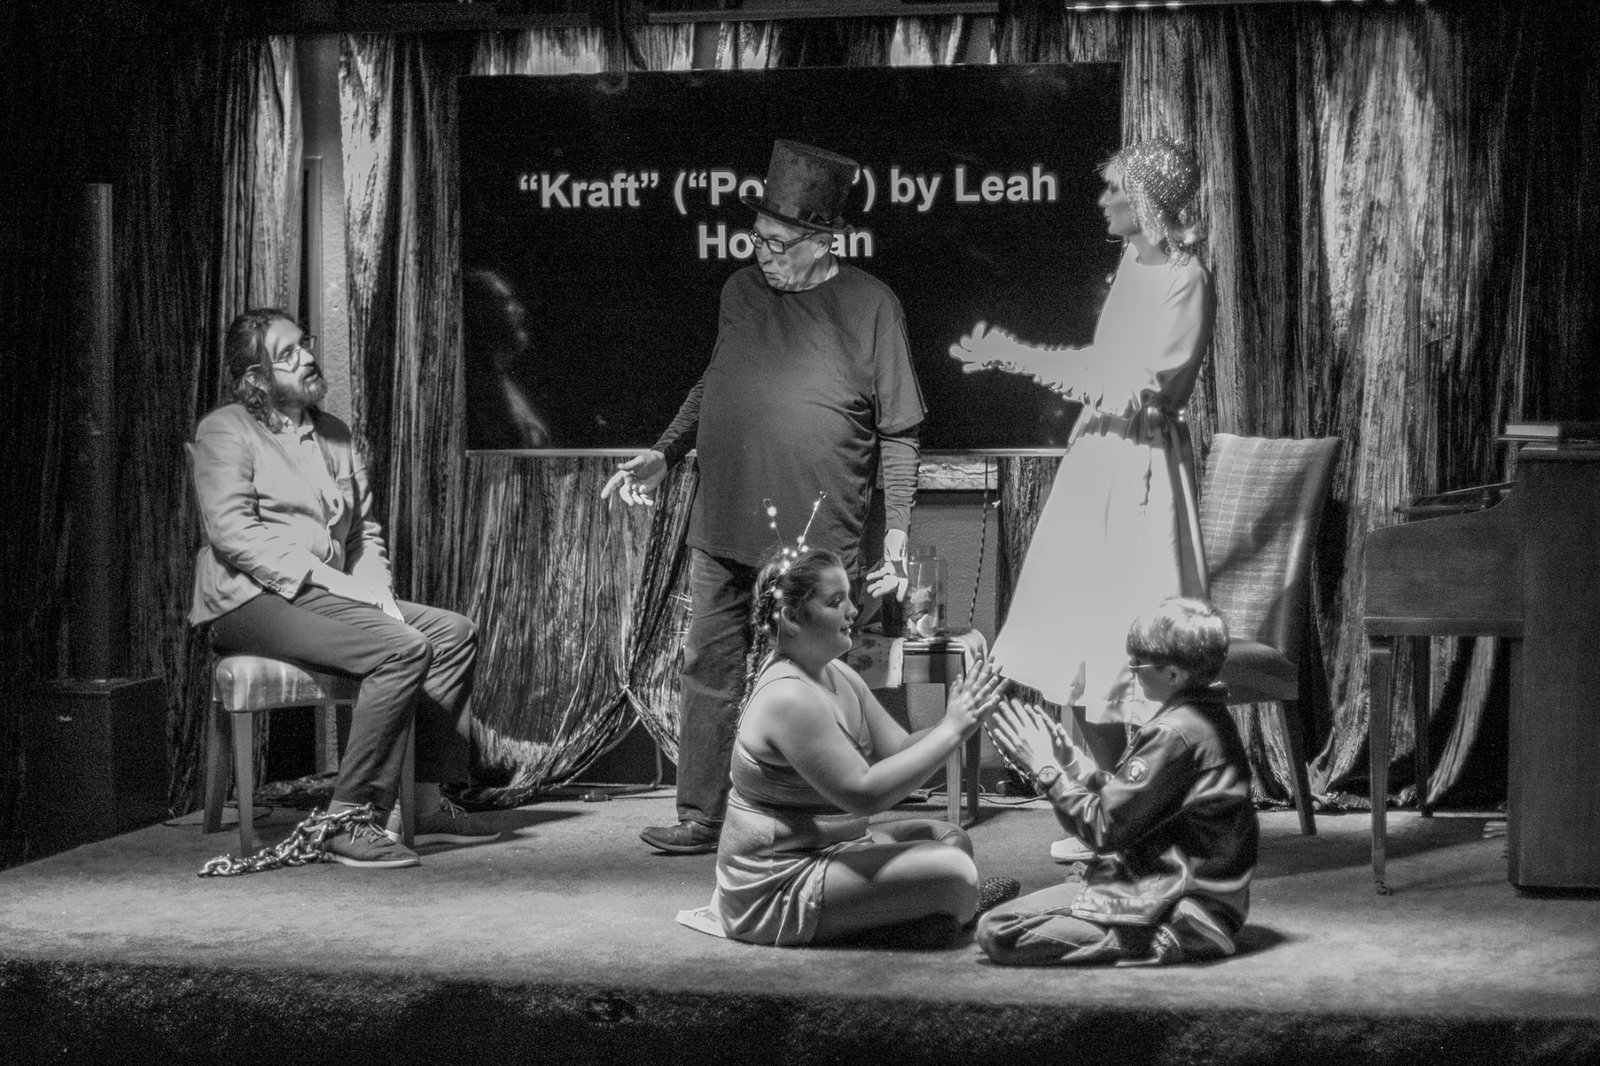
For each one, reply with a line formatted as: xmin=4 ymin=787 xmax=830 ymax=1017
xmin=755 ymin=660 xmax=1004 ymax=815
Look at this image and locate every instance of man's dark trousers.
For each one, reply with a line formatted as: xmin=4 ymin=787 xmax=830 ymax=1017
xmin=209 ymin=587 xmax=475 ymax=809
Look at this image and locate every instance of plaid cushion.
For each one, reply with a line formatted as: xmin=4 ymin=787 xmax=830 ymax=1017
xmin=1199 ymin=434 xmax=1338 ymax=650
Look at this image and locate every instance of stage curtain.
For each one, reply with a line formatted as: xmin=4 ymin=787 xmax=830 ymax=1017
xmin=330 ymin=6 xmax=1600 ymax=809
xmin=12 ymin=5 xmax=1590 ymax=825
xmin=0 ymin=27 xmax=302 ymax=822
xmin=338 ymin=28 xmax=702 ymax=801
xmin=986 ymin=1 xmax=1600 ymax=809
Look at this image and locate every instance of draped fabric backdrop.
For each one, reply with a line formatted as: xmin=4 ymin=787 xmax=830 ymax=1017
xmin=1 ymin=24 xmax=304 ymax=835
xmin=994 ymin=2 xmax=1600 ymax=808
xmin=2 ymin=4 xmax=1596 ymax=834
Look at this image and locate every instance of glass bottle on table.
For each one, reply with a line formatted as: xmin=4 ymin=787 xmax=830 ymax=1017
xmin=904 ymin=544 xmax=946 ymax=640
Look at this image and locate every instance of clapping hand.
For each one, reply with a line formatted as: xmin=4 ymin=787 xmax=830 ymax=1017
xmin=986 ymin=698 xmax=1075 ymax=779
xmin=322 ymin=572 xmax=405 ymax=623
xmin=943 ymin=656 xmax=1008 ymax=734
xmin=373 ymin=590 xmax=405 ymax=623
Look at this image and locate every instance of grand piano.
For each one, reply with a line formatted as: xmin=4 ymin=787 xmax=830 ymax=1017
xmin=1363 ymin=433 xmax=1600 ymax=893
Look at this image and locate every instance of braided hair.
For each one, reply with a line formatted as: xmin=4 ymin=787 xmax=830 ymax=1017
xmin=742 ymin=546 xmax=845 ymax=702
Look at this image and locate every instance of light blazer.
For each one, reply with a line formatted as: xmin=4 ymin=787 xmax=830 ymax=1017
xmin=188 ymin=403 xmax=390 ymax=625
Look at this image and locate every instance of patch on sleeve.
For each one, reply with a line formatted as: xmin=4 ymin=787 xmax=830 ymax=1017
xmin=1124 ymin=758 xmax=1150 ymax=783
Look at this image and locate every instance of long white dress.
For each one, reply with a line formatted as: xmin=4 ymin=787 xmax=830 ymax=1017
xmin=990 ymin=243 xmax=1215 ymax=723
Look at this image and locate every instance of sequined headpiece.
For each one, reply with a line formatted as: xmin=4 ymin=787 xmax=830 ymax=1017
xmin=1115 ymin=138 xmax=1200 ymax=217
xmin=1111 ymin=138 xmax=1202 ymax=255
xmin=762 ymin=492 xmax=827 ymax=575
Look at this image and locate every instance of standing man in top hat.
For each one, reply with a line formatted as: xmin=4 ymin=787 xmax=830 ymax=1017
xmin=603 ymin=139 xmax=926 ymax=855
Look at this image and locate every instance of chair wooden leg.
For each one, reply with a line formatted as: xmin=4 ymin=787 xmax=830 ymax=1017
xmin=203 ymin=701 xmax=230 ymax=835
xmin=398 ymin=721 xmax=416 ymax=848
xmin=1369 ymin=638 xmax=1395 ymax=894
xmin=1409 ymin=636 xmax=1433 ymax=817
xmin=232 ymin=711 xmax=258 ymax=857
xmin=1277 ymin=700 xmax=1317 ymax=835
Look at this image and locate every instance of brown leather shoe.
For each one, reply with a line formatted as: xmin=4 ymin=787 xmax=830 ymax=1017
xmin=639 ymin=820 xmax=720 ymax=854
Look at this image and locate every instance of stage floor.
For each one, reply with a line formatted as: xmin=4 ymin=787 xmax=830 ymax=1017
xmin=3 ymin=790 xmax=1598 ymax=1064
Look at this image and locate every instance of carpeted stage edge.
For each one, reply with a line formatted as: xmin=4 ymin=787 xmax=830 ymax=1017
xmin=4 ymin=958 xmax=1598 ymax=1065
xmin=3 ymin=958 xmax=1598 ymax=1065
xmin=3 ymin=795 xmax=1598 ymax=1065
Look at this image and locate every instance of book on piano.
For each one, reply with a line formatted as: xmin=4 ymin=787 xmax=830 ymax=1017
xmin=1500 ymin=420 xmax=1600 ymax=443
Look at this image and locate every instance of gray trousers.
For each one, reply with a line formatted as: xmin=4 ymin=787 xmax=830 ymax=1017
xmin=209 ymin=587 xmax=476 ymax=809
xmin=976 ymin=881 xmax=1239 ymax=966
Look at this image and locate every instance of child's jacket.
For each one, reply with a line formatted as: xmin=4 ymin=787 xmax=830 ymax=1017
xmin=1050 ymin=684 xmax=1259 ymax=931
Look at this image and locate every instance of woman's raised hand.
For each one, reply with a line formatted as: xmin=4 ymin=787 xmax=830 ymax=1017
xmin=943 ymin=655 xmax=1008 ymax=734
xmin=948 ymin=322 xmax=1021 ymax=373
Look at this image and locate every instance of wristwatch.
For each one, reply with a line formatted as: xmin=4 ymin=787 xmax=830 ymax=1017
xmin=1033 ymin=765 xmax=1063 ymax=790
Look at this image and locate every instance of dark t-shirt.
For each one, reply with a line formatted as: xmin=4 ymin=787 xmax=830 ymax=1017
xmin=660 ymin=263 xmax=924 ymax=570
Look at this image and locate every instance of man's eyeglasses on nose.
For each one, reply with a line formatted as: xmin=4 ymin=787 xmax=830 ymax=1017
xmin=1128 ymin=661 xmax=1162 ymax=673
xmin=271 ymin=334 xmax=317 ymax=366
xmin=745 ymin=230 xmax=817 ymax=255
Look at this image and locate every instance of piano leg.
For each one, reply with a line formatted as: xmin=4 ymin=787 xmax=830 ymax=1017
xmin=1368 ymin=637 xmax=1395 ymax=895
xmin=1409 ymin=636 xmax=1432 ymax=817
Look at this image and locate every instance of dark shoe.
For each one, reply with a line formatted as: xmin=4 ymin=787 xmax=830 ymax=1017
xmin=322 ymin=817 xmax=420 ymax=869
xmin=975 ymin=876 xmax=1022 ymax=915
xmin=640 ymin=820 xmax=720 ymax=854
xmin=408 ymin=796 xmax=500 ymax=846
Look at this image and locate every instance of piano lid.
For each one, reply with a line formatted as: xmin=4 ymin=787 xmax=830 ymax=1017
xmin=1397 ymin=481 xmax=1513 ymax=519
xmin=1364 ymin=482 xmax=1522 ymax=638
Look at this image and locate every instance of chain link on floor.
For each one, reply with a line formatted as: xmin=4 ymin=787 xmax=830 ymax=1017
xmin=197 ymin=803 xmax=376 ymax=878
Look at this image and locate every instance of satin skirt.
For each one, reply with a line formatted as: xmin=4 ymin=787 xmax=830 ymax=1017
xmin=712 ymin=788 xmax=872 ymax=946
xmin=991 ymin=411 xmax=1204 ymax=723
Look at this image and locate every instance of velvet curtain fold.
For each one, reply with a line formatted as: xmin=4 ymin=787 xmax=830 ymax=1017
xmin=0 ymin=27 xmax=302 ymax=824
xmin=270 ymin=6 xmax=1600 ymax=808
xmin=989 ymin=1 xmax=1599 ymax=808
xmin=339 ymin=30 xmax=700 ymax=800
xmin=7 ymin=5 xmax=1596 ymax=831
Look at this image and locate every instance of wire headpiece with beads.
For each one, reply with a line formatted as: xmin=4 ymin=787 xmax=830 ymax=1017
xmin=762 ymin=492 xmax=827 ymax=578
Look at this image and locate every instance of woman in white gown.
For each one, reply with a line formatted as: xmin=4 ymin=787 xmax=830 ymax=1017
xmin=949 ymin=138 xmax=1215 ymax=858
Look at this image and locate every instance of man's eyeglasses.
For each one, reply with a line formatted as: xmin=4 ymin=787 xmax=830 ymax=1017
xmin=271 ymin=334 xmax=317 ymax=366
xmin=744 ymin=230 xmax=818 ymax=256
xmin=1128 ymin=661 xmax=1163 ymax=673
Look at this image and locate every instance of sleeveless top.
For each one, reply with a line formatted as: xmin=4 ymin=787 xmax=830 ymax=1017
xmin=713 ymin=659 xmax=879 ymax=945
xmin=730 ymin=659 xmax=873 ymax=812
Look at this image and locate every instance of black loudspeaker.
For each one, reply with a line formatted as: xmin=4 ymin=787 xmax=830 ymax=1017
xmin=19 ymin=677 xmax=169 ymax=860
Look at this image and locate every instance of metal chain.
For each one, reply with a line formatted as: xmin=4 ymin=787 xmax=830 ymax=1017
xmin=966 ymin=458 xmax=994 ymax=629
xmin=197 ymin=803 xmax=377 ymax=878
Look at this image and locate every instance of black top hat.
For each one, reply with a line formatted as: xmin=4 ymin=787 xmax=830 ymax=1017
xmin=740 ymin=139 xmax=859 ymax=233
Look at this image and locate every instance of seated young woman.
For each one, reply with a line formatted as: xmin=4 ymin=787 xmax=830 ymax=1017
xmin=711 ymin=547 xmax=1008 ymax=946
